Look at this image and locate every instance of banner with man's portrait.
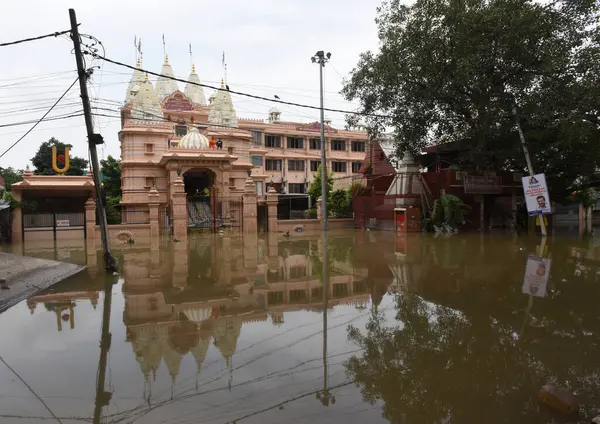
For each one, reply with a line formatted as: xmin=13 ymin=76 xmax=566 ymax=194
xmin=522 ymin=173 xmax=552 ymax=215
xmin=522 ymin=255 xmax=551 ymax=298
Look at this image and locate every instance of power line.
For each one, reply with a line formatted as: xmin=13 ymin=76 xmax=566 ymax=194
xmin=86 ymin=51 xmax=387 ymax=119
xmin=0 ymin=29 xmax=71 ymax=48
xmin=0 ymin=355 xmax=63 ymax=423
xmin=0 ymin=112 xmax=84 ymax=129
xmin=0 ymin=78 xmax=79 ymax=159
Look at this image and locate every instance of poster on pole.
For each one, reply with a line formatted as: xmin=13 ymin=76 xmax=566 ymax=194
xmin=522 ymin=255 xmax=551 ymax=298
xmin=522 ymin=173 xmax=552 ymax=215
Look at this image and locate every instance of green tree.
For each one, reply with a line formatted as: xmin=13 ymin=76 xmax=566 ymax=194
xmin=329 ymin=189 xmax=351 ymax=218
xmin=31 ymin=137 xmax=88 ymax=176
xmin=343 ymin=0 xmax=600 ymax=200
xmin=0 ymin=167 xmax=23 ymax=191
xmin=307 ymin=164 xmax=333 ymax=204
xmin=105 ymin=196 xmax=121 ymax=225
xmin=100 ymin=155 xmax=122 ymax=198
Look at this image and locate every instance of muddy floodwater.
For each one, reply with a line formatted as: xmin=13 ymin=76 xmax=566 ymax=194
xmin=0 ymin=230 xmax=599 ymax=423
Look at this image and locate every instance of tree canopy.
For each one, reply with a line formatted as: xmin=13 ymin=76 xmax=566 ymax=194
xmin=31 ymin=137 xmax=89 ymax=176
xmin=0 ymin=167 xmax=23 ymax=191
xmin=100 ymin=155 xmax=121 ymax=198
xmin=343 ymin=0 xmax=600 ymax=200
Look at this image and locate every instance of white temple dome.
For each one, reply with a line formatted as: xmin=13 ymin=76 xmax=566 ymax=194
xmin=184 ymin=64 xmax=206 ymax=106
xmin=125 ymin=57 xmax=145 ymax=103
xmin=130 ymin=75 xmax=162 ymax=120
xmin=208 ymin=81 xmax=238 ymax=128
xmin=179 ymin=127 xmax=209 ymax=149
xmin=155 ymin=55 xmax=179 ymax=102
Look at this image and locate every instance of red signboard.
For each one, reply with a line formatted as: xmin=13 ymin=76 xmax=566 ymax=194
xmin=463 ymin=175 xmax=502 ymax=194
xmin=163 ymin=91 xmax=193 ymax=111
xmin=295 ymin=121 xmax=338 ymax=133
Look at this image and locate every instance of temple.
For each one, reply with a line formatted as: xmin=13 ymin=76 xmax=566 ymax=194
xmin=119 ymin=53 xmax=368 ymax=226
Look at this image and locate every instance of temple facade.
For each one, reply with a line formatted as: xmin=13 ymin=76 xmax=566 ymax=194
xmin=119 ymin=54 xmax=368 ymax=226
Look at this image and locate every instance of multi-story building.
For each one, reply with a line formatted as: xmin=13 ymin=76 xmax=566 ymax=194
xmin=118 ymin=54 xmax=368 ymax=224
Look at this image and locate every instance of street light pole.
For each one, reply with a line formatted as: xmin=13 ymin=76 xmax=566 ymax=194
xmin=312 ymin=51 xmax=331 ymax=231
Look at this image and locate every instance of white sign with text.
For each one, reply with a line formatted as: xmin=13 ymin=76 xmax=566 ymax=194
xmin=522 ymin=173 xmax=552 ymax=215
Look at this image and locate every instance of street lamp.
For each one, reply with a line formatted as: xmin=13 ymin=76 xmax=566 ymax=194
xmin=311 ymin=51 xmax=331 ymax=231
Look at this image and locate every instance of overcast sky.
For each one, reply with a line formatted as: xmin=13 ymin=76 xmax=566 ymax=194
xmin=0 ymin=0 xmax=383 ymax=170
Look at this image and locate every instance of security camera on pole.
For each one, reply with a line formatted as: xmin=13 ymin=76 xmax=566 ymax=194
xmin=311 ymin=51 xmax=331 ymax=231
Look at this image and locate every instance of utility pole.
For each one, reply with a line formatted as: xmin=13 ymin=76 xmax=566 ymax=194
xmin=312 ymin=51 xmax=331 ymax=231
xmin=513 ymin=103 xmax=548 ymax=237
xmin=69 ymin=9 xmax=116 ymax=271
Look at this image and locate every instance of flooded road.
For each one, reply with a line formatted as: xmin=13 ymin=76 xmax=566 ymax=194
xmin=0 ymin=231 xmax=599 ymax=423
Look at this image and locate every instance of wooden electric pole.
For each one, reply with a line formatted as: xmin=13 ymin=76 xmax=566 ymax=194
xmin=69 ymin=9 xmax=116 ymax=271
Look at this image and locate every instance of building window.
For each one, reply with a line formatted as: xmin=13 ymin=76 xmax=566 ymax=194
xmin=175 ymin=125 xmax=187 ymax=137
xmin=256 ymin=181 xmax=264 ymax=196
xmin=289 ymin=266 xmax=307 ymax=279
xmin=251 ymin=156 xmax=263 ymax=166
xmin=288 ymin=160 xmax=305 ymax=171
xmin=145 ymin=177 xmax=153 ymax=188
xmin=351 ymin=141 xmax=366 ymax=152
xmin=287 ymin=137 xmax=304 ymax=149
xmin=265 ymin=159 xmax=282 ymax=171
xmin=332 ymin=161 xmax=347 ymax=173
xmin=309 ymin=138 xmax=321 ymax=150
xmin=144 ymin=143 xmax=153 ymax=154
xmin=227 ymin=146 xmax=234 ymax=155
xmin=265 ymin=135 xmax=281 ymax=148
xmin=352 ymin=162 xmax=363 ymax=173
xmin=252 ymin=131 xmax=262 ymax=146
xmin=310 ymin=160 xmax=320 ymax=172
xmin=288 ymin=183 xmax=305 ymax=194
xmin=331 ymin=140 xmax=346 ymax=151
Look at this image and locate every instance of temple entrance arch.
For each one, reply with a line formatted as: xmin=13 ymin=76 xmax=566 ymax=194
xmin=184 ymin=168 xmax=217 ymax=230
xmin=179 ymin=167 xmax=243 ymax=232
xmin=184 ymin=168 xmax=216 ymax=197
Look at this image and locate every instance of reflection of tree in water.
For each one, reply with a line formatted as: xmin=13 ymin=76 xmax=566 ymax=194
xmin=345 ymin=262 xmax=600 ymax=423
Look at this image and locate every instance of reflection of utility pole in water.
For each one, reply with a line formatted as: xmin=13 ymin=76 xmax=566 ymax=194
xmin=316 ymin=236 xmax=335 ymax=406
xmin=93 ymin=276 xmax=117 ymax=424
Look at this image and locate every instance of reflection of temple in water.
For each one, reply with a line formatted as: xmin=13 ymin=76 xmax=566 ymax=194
xmin=26 ymin=234 xmax=383 ymax=397
xmin=122 ymin=235 xmax=375 ymax=390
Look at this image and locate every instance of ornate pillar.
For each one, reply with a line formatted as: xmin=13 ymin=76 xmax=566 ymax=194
xmin=266 ymin=186 xmax=278 ymax=233
xmin=85 ymin=197 xmax=96 ymax=248
xmin=172 ymin=175 xmax=187 ymax=241
xmin=148 ymin=186 xmax=160 ymax=240
xmin=243 ymin=178 xmax=258 ymax=234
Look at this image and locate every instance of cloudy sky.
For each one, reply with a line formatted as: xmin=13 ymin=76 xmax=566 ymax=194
xmin=0 ymin=0 xmax=383 ymax=170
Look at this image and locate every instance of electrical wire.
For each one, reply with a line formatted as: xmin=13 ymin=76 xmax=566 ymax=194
xmin=85 ymin=51 xmax=387 ymax=119
xmin=0 ymin=112 xmax=84 ymax=129
xmin=0 ymin=77 xmax=79 ymax=159
xmin=0 ymin=355 xmax=63 ymax=423
xmin=0 ymin=29 xmax=71 ymax=47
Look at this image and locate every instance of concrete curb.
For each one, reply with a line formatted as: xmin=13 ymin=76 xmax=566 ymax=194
xmin=0 ymin=252 xmax=86 ymax=314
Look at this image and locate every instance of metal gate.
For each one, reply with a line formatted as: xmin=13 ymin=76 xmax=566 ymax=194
xmin=187 ymin=195 xmax=243 ymax=232
xmin=22 ymin=212 xmax=86 ymax=240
